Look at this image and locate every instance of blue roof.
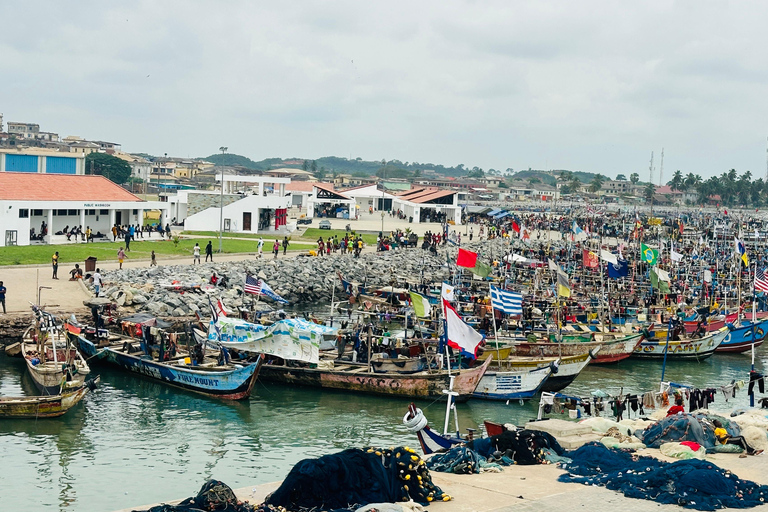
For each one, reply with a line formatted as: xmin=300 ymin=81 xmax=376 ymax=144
xmin=487 ymin=209 xmax=502 ymax=216
xmin=493 ymin=211 xmax=509 ymax=219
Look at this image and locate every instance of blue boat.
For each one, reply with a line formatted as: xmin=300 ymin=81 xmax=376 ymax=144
xmin=67 ymin=330 xmax=262 ymax=400
xmin=718 ymin=319 xmax=768 ymax=353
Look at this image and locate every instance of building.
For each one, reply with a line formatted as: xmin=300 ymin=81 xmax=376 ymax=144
xmin=654 ymin=185 xmax=698 ymax=205
xmin=0 ymin=148 xmax=86 ymax=175
xmin=0 ymin=172 xmax=169 ymax=247
xmin=392 ymin=187 xmax=462 ymax=224
xmin=7 ymin=122 xmax=40 ymax=139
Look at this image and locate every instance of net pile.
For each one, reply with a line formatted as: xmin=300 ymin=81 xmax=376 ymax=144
xmin=559 ymin=443 xmax=768 ymax=511
xmin=137 ymin=480 xmax=255 ymax=512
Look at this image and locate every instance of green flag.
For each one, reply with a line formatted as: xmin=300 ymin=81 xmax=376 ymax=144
xmin=471 ymin=260 xmax=493 ymax=278
xmin=650 ymin=267 xmax=670 ymax=293
xmin=641 ymin=243 xmax=658 ymax=266
xmin=409 ymin=291 xmax=431 ymax=318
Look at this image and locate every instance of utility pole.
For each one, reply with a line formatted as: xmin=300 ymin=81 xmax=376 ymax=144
xmin=649 ymin=151 xmax=655 ymax=218
xmin=659 ymin=147 xmax=664 ymax=187
xmin=218 ymin=146 xmax=228 ymax=253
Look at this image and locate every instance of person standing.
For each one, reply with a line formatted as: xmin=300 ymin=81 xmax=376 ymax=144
xmin=150 ymin=250 xmax=157 ymax=267
xmin=124 ymin=230 xmax=131 ymax=251
xmin=0 ymin=281 xmax=6 ymax=314
xmin=86 ymin=226 xmax=92 ymax=243
xmin=193 ymin=243 xmax=201 ymax=264
xmin=117 ymin=247 xmax=126 ymax=269
xmin=282 ymin=236 xmax=289 ymax=255
xmin=52 ymin=251 xmax=59 ymax=279
xmin=111 ymin=224 xmax=118 ymax=241
xmin=205 ymin=241 xmax=213 ymax=262
xmin=257 ymin=237 xmax=264 ymax=258
xmin=92 ymin=268 xmax=102 ymax=297
xmin=273 ymin=239 xmax=279 ymax=259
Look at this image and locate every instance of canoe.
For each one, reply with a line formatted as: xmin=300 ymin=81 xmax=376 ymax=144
xmin=258 ymin=356 xmax=492 ymax=402
xmin=716 ymin=320 xmax=768 ymax=353
xmin=502 ymin=351 xmax=594 ymax=392
xmin=69 ymin=331 xmax=262 ymax=400
xmin=472 ymin=365 xmax=551 ymax=400
xmin=632 ymin=328 xmax=727 ymax=360
xmin=0 ymin=378 xmax=98 ymax=419
xmin=588 ymin=332 xmax=644 ymax=364
xmin=21 ymin=323 xmax=91 ymax=394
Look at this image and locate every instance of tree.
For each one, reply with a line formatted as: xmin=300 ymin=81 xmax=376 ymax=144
xmin=630 ymin=173 xmax=640 ymax=184
xmin=311 ymin=160 xmax=317 ymax=174
xmin=86 ymin=153 xmax=132 ymax=184
xmin=669 ymin=170 xmax=684 ymax=191
xmin=527 ymin=177 xmax=541 ymax=186
xmin=589 ymin=174 xmax=605 ymax=194
xmin=467 ymin=167 xmax=484 ymax=178
xmin=643 ymin=182 xmax=656 ymax=202
xmin=302 ymin=160 xmax=309 ymax=172
xmin=615 ymin=174 xmax=627 ymax=181
xmin=316 ymin=166 xmax=326 ymax=180
xmin=568 ymin=176 xmax=582 ymax=194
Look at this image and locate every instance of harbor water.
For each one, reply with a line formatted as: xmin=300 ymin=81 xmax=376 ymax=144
xmin=1 ymin=345 xmax=766 ymax=512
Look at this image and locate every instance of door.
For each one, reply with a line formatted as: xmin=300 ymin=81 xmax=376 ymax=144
xmin=116 ymin=211 xmax=122 ymax=226
xmin=243 ymin=212 xmax=252 ymax=231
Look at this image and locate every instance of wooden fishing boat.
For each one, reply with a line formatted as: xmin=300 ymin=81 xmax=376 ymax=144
xmin=716 ymin=319 xmax=768 ymax=353
xmin=503 ymin=351 xmax=594 ymax=392
xmin=258 ymin=356 xmax=492 ymax=401
xmin=0 ymin=378 xmax=99 ymax=419
xmin=588 ymin=332 xmax=645 ymax=364
xmin=491 ymin=332 xmax=641 ymax=364
xmin=21 ymin=309 xmax=91 ymax=394
xmin=472 ymin=364 xmax=551 ymax=400
xmin=632 ymin=327 xmax=727 ymax=360
xmin=68 ymin=330 xmax=262 ymax=400
xmin=683 ymin=313 xmax=736 ymax=334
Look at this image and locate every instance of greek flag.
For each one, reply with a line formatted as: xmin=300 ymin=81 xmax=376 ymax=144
xmin=490 ymin=285 xmax=523 ymax=315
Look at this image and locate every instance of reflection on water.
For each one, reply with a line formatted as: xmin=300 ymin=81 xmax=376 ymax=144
xmin=0 ymin=345 xmax=766 ymax=511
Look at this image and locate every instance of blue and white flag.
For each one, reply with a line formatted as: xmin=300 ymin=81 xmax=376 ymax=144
xmin=489 ymin=285 xmax=523 ymax=315
xmin=245 ymin=275 xmax=289 ymax=304
xmin=572 ymin=220 xmax=584 ymax=235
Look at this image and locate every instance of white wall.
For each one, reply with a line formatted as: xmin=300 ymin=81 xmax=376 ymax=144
xmin=0 ymin=201 xmax=31 ymax=247
xmin=184 ymin=194 xmax=290 ymax=232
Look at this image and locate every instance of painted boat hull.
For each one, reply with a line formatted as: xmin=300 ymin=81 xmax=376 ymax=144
xmin=633 ymin=328 xmax=727 ymax=360
xmin=21 ymin=341 xmax=90 ymax=394
xmin=588 ymin=333 xmax=644 ymax=364
xmin=504 ymin=352 xmax=593 ymax=392
xmin=0 ymin=379 xmax=96 ymax=418
xmin=71 ymin=333 xmax=261 ymax=400
xmin=717 ymin=320 xmax=768 ymax=353
xmin=259 ymin=356 xmax=491 ymax=401
xmin=472 ymin=367 xmax=551 ymax=400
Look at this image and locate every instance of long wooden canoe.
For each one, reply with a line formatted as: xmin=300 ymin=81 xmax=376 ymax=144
xmin=0 ymin=378 xmax=98 ymax=419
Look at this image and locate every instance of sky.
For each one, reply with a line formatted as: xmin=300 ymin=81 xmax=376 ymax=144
xmin=2 ymin=1 xmax=768 ymax=181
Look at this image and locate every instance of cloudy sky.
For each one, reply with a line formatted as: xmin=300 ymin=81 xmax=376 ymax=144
xmin=2 ymin=1 xmax=767 ymax=180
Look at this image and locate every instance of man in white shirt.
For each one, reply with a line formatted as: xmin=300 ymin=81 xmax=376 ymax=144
xmin=193 ymin=243 xmax=201 ymax=264
xmin=257 ymin=237 xmax=264 ymax=258
xmin=92 ymin=269 xmax=102 ymax=297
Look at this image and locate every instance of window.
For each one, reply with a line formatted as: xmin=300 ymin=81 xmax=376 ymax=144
xmin=32 ymin=209 xmax=43 ymax=216
xmin=57 ymin=209 xmax=67 ymax=216
xmin=18 ymin=209 xmax=29 ymax=218
xmin=132 ymin=209 xmax=138 ymax=215
xmin=68 ymin=209 xmax=78 ymax=216
xmin=100 ymin=209 xmax=108 ymax=215
xmin=86 ymin=209 xmax=96 ymax=215
xmin=5 ymin=230 xmax=17 ymax=246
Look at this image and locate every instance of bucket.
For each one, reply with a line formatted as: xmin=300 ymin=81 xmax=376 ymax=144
xmin=569 ymin=409 xmax=578 ymax=419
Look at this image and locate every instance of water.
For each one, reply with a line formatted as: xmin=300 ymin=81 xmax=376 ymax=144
xmin=1 ymin=347 xmax=766 ymax=512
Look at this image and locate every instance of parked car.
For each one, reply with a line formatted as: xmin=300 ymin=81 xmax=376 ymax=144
xmin=297 ymin=218 xmax=312 ymax=225
xmin=319 ymin=220 xmax=332 ymax=230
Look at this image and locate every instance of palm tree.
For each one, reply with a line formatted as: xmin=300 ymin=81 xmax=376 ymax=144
xmin=589 ymin=174 xmax=605 ymax=194
xmin=669 ymin=170 xmax=684 ymax=191
xmin=569 ymin=176 xmax=582 ymax=193
xmin=643 ymin=182 xmax=656 ymax=202
xmin=630 ymin=173 xmax=640 ymax=184
xmin=684 ymin=172 xmax=699 ymax=191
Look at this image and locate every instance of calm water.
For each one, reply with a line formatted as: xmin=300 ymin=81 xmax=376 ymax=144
xmin=1 ymin=346 xmax=766 ymax=512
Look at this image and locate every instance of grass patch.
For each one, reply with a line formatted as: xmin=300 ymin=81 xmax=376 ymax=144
xmin=0 ymin=239 xmax=315 ymax=266
xmin=182 ymin=230 xmax=273 ymax=240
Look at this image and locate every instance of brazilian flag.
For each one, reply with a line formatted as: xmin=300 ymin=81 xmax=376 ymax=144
xmin=641 ymin=243 xmax=658 ymax=266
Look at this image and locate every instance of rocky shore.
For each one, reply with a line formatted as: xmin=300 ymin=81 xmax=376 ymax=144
xmin=93 ymin=249 xmax=452 ymax=317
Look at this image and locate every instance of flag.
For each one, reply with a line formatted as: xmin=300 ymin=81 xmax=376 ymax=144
xmin=557 ymin=272 xmax=571 ymax=298
xmin=607 ymin=259 xmax=629 ymax=279
xmin=441 ymin=282 xmax=455 ymax=302
xmin=443 ymin=299 xmax=484 ymax=359
xmin=215 ymin=299 xmax=230 ymax=317
xmin=735 ymin=238 xmax=749 ymax=266
xmin=471 ymin=260 xmax=492 ymax=278
xmin=670 ymin=243 xmax=683 ymax=263
xmin=548 ymin=258 xmax=560 ymax=272
xmin=583 ymin=249 xmax=598 ymax=268
xmin=489 ymin=285 xmax=523 ymax=314
xmin=600 ymin=250 xmax=618 ymax=265
xmin=572 ymin=220 xmax=584 ymax=235
xmin=457 ymin=248 xmax=478 ymax=268
xmin=410 ymin=291 xmax=432 ymax=317
xmin=641 ymin=243 xmax=658 ymax=266
xmin=650 ymin=267 xmax=670 ymax=293
xmin=756 ymin=268 xmax=768 ymax=292
xmin=244 ymin=274 xmax=260 ymax=294
xmin=245 ymin=275 xmax=289 ymax=303
xmin=511 ymin=221 xmax=520 ymax=233
xmin=704 ymin=269 xmax=713 ymax=283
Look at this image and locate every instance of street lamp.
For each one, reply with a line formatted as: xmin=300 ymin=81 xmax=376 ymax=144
xmin=218 ymin=146 xmax=227 ymax=253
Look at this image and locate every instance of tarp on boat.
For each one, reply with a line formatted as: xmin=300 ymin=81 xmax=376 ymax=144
xmin=209 ymin=317 xmax=335 ymax=364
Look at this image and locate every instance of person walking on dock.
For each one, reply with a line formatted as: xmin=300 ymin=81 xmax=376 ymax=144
xmin=283 ymin=236 xmax=289 ymax=255
xmin=0 ymin=281 xmax=6 ymax=313
xmin=52 ymin=251 xmax=59 ymax=279
xmin=257 ymin=237 xmax=264 ymax=258
xmin=117 ymin=247 xmax=126 ymax=269
xmin=205 ymin=241 xmax=213 ymax=262
xmin=150 ymin=250 xmax=157 ymax=267
xmin=193 ymin=243 xmax=201 ymax=264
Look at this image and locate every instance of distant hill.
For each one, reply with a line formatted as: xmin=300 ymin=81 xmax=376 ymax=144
xmin=201 ymin=153 xmax=264 ymax=169
xmin=510 ymin=169 xmax=606 ymax=186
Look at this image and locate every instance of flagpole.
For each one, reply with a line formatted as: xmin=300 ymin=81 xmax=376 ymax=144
xmin=751 ymin=261 xmax=757 ymax=407
xmin=488 ymin=283 xmax=502 ymax=366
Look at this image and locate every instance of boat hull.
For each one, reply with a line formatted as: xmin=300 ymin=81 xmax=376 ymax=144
xmin=259 ymin=356 xmax=491 ymax=401
xmin=504 ymin=352 xmax=593 ymax=392
xmin=633 ymin=328 xmax=727 ymax=360
xmin=589 ymin=333 xmax=644 ymax=364
xmin=21 ymin=342 xmax=90 ymax=394
xmin=717 ymin=320 xmax=768 ymax=353
xmin=0 ymin=380 xmax=95 ymax=418
xmin=472 ymin=367 xmax=550 ymax=400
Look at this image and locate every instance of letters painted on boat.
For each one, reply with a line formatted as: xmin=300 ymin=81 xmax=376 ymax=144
xmin=633 ymin=328 xmax=727 ymax=359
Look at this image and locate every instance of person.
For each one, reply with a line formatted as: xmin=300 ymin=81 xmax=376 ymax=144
xmin=282 ymin=236 xmax=289 ymax=255
xmin=51 ymin=251 xmax=59 ymax=279
xmin=112 ymin=224 xmax=118 ymax=241
xmin=86 ymin=226 xmax=92 ymax=243
xmin=150 ymin=250 xmax=157 ymax=267
xmin=273 ymin=239 xmax=279 ymax=259
xmin=713 ymin=419 xmax=762 ymax=456
xmin=0 ymin=281 xmax=5 ymax=314
xmin=117 ymin=247 xmax=126 ymax=269
xmin=92 ymin=268 xmax=102 ymax=297
xmin=666 ymin=397 xmax=685 ymax=416
xmin=257 ymin=237 xmax=264 ymax=258
xmin=124 ymin=230 xmax=131 ymax=251
xmin=193 ymin=243 xmax=201 ymax=264
xmin=205 ymin=241 xmax=213 ymax=262
xmin=69 ymin=264 xmax=83 ymax=280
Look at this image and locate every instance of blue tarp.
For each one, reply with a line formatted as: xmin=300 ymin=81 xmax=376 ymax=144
xmin=493 ymin=211 xmax=509 ymax=219
xmin=487 ymin=209 xmax=501 ymax=216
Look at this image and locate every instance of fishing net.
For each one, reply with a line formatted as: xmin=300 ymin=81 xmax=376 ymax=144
xmin=559 ymin=443 xmax=768 ymax=511
xmin=261 ymin=447 xmax=449 ymax=512
xmin=466 ymin=429 xmax=565 ymax=465
xmin=137 ymin=479 xmax=255 ymax=512
xmin=639 ymin=413 xmax=739 ymax=451
xmin=426 ymin=446 xmax=505 ymax=474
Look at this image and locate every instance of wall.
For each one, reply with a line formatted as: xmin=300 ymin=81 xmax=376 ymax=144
xmin=184 ymin=194 xmax=290 ymax=232
xmin=0 ymin=202 xmax=31 ymax=247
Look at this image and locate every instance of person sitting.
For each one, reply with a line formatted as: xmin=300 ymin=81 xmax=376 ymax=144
xmin=666 ymin=397 xmax=685 ymax=416
xmin=713 ymin=419 xmax=762 ymax=456
xmin=210 ymin=272 xmax=218 ymax=286
xmin=69 ymin=264 xmax=83 ymax=280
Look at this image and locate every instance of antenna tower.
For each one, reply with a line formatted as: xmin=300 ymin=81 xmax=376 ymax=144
xmin=659 ymin=148 xmax=664 ymax=186
xmin=649 ymin=151 xmax=654 ymax=184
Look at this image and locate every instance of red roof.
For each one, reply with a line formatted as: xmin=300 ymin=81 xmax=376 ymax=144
xmin=397 ymin=187 xmax=455 ymax=204
xmin=285 ymin=181 xmax=333 ymax=193
xmin=0 ymin=172 xmax=143 ymax=202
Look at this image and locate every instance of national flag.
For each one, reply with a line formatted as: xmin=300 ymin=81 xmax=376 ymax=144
xmin=441 ymin=282 xmax=455 ymax=302
xmin=244 ymin=274 xmax=260 ymax=294
xmin=607 ymin=259 xmax=629 ymax=279
xmin=457 ymin=248 xmax=478 ymax=268
xmin=640 ymin=243 xmax=658 ymax=266
xmin=583 ymin=249 xmax=598 ymax=268
xmin=443 ymin=299 xmax=484 ymax=359
xmin=489 ymin=285 xmax=523 ymax=315
xmin=735 ymin=238 xmax=749 ymax=266
xmin=511 ymin=221 xmax=520 ymax=233
xmin=410 ymin=291 xmax=432 ymax=317
xmin=650 ymin=267 xmax=671 ymax=293
xmin=556 ymin=272 xmax=571 ymax=298
xmin=245 ymin=275 xmax=289 ymax=303
xmin=548 ymin=258 xmax=561 ymax=272
xmin=471 ymin=260 xmax=493 ymax=278
xmin=600 ymin=250 xmax=618 ymax=265
xmin=572 ymin=220 xmax=584 ymax=235
xmin=215 ymin=299 xmax=230 ymax=317
xmin=670 ymin=249 xmax=683 ymax=262
xmin=679 ymin=221 xmax=684 ymax=235
xmin=755 ymin=268 xmax=768 ymax=292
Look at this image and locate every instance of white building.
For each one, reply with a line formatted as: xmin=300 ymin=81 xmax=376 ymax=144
xmin=0 ymin=172 xmax=169 ymax=247
xmin=392 ymin=188 xmax=462 ymax=224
